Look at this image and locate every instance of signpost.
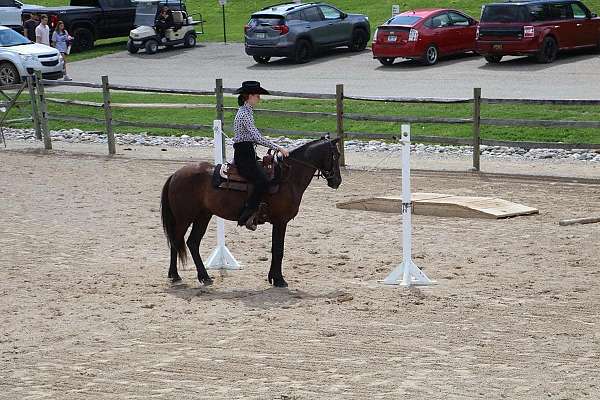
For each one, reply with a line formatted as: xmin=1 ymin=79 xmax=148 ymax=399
xmin=392 ymin=5 xmax=400 ymax=16
xmin=219 ymin=0 xmax=227 ymax=43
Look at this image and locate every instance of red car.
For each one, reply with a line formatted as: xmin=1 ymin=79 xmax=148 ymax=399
xmin=476 ymin=0 xmax=600 ymax=64
xmin=372 ymin=9 xmax=478 ymax=66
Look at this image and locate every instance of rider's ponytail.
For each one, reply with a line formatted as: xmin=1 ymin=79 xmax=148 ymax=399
xmin=237 ymin=94 xmax=249 ymax=106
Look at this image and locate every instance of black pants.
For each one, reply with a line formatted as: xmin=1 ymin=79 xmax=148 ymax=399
xmin=233 ymin=142 xmax=268 ymax=212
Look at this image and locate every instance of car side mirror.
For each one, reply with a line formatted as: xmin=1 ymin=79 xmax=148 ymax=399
xmin=340 ymin=12 xmax=347 ymax=19
xmin=591 ymin=12 xmax=598 ymax=18
xmin=15 ymin=0 xmax=22 ymax=8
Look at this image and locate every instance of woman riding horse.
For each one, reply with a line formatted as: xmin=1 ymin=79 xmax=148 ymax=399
xmin=233 ymin=81 xmax=290 ymax=230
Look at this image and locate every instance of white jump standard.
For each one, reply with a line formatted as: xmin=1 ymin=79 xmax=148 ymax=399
xmin=383 ymin=124 xmax=435 ymax=287
xmin=206 ymin=120 xmax=241 ymax=270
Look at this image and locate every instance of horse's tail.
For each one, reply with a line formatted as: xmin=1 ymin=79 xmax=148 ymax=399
xmin=160 ymin=175 xmax=187 ymax=264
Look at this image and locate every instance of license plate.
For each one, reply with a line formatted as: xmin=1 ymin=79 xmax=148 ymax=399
xmin=256 ymin=32 xmax=266 ymax=39
xmin=493 ymin=44 xmax=503 ymax=50
xmin=387 ymin=35 xmax=397 ymax=42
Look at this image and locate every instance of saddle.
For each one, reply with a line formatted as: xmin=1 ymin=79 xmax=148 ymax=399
xmin=212 ymin=153 xmax=279 ymax=193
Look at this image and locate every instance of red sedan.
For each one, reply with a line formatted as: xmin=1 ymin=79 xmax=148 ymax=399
xmin=372 ymin=9 xmax=478 ymax=66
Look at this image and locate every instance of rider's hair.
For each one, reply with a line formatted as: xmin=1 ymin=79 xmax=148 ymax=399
xmin=237 ymin=94 xmax=249 ymax=106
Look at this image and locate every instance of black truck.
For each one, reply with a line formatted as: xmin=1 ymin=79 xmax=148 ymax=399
xmin=23 ymin=0 xmax=137 ymax=52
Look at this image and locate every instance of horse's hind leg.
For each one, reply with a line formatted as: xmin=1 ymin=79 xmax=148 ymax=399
xmin=187 ymin=213 xmax=213 ymax=286
xmin=168 ymin=247 xmax=180 ymax=282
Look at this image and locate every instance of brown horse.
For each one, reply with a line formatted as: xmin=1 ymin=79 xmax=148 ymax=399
xmin=160 ymin=137 xmax=342 ymax=288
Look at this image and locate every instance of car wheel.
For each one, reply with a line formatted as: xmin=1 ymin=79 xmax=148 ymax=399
xmin=484 ymin=55 xmax=502 ymax=63
xmin=349 ymin=29 xmax=368 ymax=52
xmin=126 ymin=40 xmax=139 ymax=54
xmin=183 ymin=33 xmax=196 ymax=48
xmin=72 ymin=27 xmax=94 ymax=53
xmin=423 ymin=45 xmax=439 ymax=65
xmin=536 ymin=36 xmax=558 ymax=63
xmin=253 ymin=56 xmax=271 ymax=64
xmin=0 ymin=62 xmax=20 ymax=86
xmin=145 ymin=39 xmax=159 ymax=54
xmin=378 ymin=57 xmax=395 ymax=66
xmin=293 ymin=39 xmax=311 ymax=64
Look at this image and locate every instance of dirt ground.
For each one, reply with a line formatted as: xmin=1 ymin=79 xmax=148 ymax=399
xmin=1 ymin=145 xmax=599 ymax=399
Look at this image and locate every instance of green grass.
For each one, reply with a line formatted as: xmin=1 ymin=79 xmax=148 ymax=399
xmin=33 ymin=0 xmax=600 ymax=44
xmin=9 ymin=92 xmax=600 ymax=144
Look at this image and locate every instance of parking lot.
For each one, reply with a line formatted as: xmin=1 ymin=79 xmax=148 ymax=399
xmin=67 ymin=42 xmax=600 ymax=99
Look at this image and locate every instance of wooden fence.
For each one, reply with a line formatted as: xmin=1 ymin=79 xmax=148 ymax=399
xmin=4 ymin=74 xmax=600 ymax=171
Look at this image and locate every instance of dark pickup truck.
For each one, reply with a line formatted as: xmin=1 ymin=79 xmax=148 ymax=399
xmin=23 ymin=0 xmax=136 ymax=52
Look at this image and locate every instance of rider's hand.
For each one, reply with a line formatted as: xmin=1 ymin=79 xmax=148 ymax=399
xmin=278 ymin=147 xmax=289 ymax=158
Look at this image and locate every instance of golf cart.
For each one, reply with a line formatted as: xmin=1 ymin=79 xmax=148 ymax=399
xmin=127 ymin=0 xmax=203 ymax=54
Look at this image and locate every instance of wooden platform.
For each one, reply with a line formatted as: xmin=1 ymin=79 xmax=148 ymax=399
xmin=336 ymin=193 xmax=539 ymax=219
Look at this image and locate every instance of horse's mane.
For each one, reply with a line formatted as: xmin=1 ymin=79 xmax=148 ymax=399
xmin=289 ymin=138 xmax=326 ymax=158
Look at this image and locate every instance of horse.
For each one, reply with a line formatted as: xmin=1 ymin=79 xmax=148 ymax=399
xmin=160 ymin=137 xmax=342 ymax=288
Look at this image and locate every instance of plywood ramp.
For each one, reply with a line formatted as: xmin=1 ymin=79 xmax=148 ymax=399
xmin=336 ymin=193 xmax=539 ymax=219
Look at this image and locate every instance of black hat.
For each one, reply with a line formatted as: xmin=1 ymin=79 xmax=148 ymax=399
xmin=234 ymin=81 xmax=270 ymax=95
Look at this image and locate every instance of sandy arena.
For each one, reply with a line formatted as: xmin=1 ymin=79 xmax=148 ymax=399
xmin=1 ymin=144 xmax=599 ymax=399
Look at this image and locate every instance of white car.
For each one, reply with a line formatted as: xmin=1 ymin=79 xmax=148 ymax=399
xmin=0 ymin=25 xmax=64 ymax=85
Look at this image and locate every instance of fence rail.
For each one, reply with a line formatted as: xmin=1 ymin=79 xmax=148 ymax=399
xmin=3 ymin=77 xmax=599 ymax=170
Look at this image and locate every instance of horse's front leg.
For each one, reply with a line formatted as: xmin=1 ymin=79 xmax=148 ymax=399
xmin=268 ymin=222 xmax=288 ymax=288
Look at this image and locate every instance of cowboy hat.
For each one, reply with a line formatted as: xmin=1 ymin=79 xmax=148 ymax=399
xmin=234 ymin=81 xmax=270 ymax=95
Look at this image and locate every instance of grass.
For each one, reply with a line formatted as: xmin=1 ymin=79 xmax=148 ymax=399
xmin=33 ymin=0 xmax=600 ymax=44
xmin=8 ymin=91 xmax=600 ymax=145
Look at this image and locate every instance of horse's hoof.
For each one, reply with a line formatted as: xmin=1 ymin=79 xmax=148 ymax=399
xmin=273 ymin=277 xmax=288 ymax=288
xmin=200 ymin=277 xmax=214 ymax=286
xmin=170 ymin=275 xmax=182 ymax=283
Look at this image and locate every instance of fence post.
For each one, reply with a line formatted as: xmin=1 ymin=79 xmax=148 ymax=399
xmin=35 ymin=70 xmax=52 ymax=150
xmin=215 ymin=78 xmax=225 ymax=161
xmin=102 ymin=75 xmax=116 ymax=155
xmin=336 ymin=83 xmax=345 ymax=166
xmin=472 ymin=87 xmax=481 ymax=171
xmin=26 ymin=75 xmax=42 ymax=140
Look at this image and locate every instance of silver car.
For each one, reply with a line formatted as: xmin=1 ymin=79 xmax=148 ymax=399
xmin=245 ymin=2 xmax=370 ymax=64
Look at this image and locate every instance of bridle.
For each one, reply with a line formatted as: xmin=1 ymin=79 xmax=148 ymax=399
xmin=280 ymin=140 xmax=339 ymax=181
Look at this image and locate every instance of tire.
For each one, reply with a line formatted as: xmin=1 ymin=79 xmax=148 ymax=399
xmin=183 ymin=33 xmax=196 ymax=48
xmin=0 ymin=62 xmax=20 ymax=86
xmin=145 ymin=39 xmax=159 ymax=54
xmin=72 ymin=27 xmax=94 ymax=53
xmin=423 ymin=45 xmax=439 ymax=65
xmin=349 ymin=29 xmax=368 ymax=52
xmin=484 ymin=55 xmax=502 ymax=63
xmin=536 ymin=36 xmax=558 ymax=63
xmin=378 ymin=57 xmax=395 ymax=66
xmin=126 ymin=40 xmax=139 ymax=54
xmin=293 ymin=39 xmax=311 ymax=64
xmin=253 ymin=55 xmax=271 ymax=64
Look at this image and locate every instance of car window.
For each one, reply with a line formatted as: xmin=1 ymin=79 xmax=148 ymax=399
xmin=546 ymin=3 xmax=572 ymax=20
xmin=481 ymin=5 xmax=529 ymax=22
xmin=431 ymin=13 xmax=451 ymax=28
xmin=386 ymin=15 xmax=422 ymax=25
xmin=571 ymin=2 xmax=588 ymax=19
xmin=0 ymin=0 xmax=16 ymax=6
xmin=249 ymin=15 xmax=284 ymax=28
xmin=286 ymin=11 xmax=304 ymax=21
xmin=319 ymin=5 xmax=341 ymax=20
xmin=448 ymin=12 xmax=470 ymax=26
xmin=303 ymin=6 xmax=323 ymax=22
xmin=526 ymin=4 xmax=548 ymax=21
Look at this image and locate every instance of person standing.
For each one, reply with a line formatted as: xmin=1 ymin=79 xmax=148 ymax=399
xmin=35 ymin=14 xmax=50 ymax=46
xmin=51 ymin=21 xmax=73 ymax=81
xmin=23 ymin=13 xmax=39 ymax=42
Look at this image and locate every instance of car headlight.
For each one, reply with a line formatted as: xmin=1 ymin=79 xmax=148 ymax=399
xmin=19 ymin=54 xmax=35 ymax=63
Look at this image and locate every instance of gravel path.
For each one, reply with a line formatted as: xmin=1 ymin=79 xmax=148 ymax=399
xmin=64 ymin=43 xmax=600 ymax=99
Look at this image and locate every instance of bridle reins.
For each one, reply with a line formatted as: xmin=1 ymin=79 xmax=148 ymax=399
xmin=279 ymin=141 xmax=339 ymax=180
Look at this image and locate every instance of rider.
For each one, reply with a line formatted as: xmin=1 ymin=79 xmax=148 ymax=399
xmin=233 ymin=81 xmax=289 ymax=230
xmin=155 ymin=6 xmax=174 ymax=42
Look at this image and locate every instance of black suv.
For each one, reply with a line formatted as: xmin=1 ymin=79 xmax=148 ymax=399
xmin=244 ymin=2 xmax=370 ymax=64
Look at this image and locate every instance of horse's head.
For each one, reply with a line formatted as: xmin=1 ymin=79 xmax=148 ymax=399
xmin=310 ymin=137 xmax=342 ymax=189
